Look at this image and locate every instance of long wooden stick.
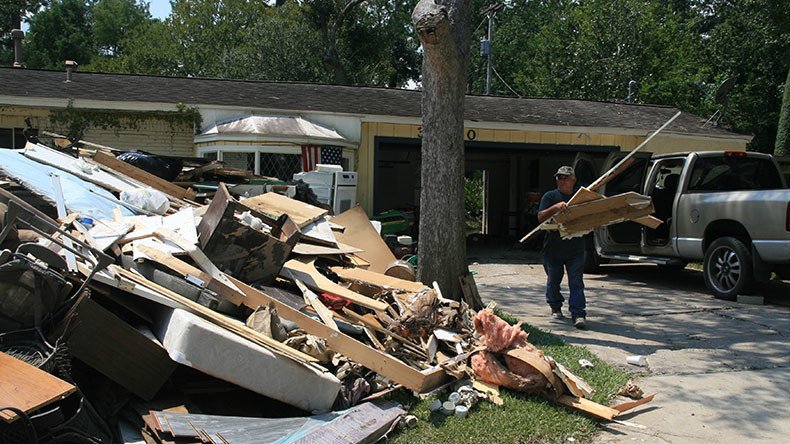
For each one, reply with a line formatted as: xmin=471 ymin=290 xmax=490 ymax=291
xmin=519 ymin=111 xmax=681 ymax=243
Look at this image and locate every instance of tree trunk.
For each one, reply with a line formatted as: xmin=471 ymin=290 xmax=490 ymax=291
xmin=775 ymin=68 xmax=790 ymax=156
xmin=412 ymin=0 xmax=471 ymax=298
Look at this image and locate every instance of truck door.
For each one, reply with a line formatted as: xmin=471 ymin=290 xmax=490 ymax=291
xmin=593 ymin=152 xmax=652 ymax=255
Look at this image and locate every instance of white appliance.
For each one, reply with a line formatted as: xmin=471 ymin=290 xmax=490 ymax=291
xmin=293 ymin=171 xmax=334 ymax=205
xmin=332 ymin=171 xmax=357 ymax=215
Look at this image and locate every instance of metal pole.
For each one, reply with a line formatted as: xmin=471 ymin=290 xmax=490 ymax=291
xmin=485 ymin=10 xmax=493 ymax=96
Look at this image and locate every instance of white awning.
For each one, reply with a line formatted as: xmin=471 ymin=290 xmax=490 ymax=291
xmin=195 ymin=115 xmax=355 ymax=147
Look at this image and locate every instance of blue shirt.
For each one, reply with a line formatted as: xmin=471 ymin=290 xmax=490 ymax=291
xmin=538 ymin=188 xmax=585 ymax=257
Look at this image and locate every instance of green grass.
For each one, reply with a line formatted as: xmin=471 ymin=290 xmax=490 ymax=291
xmin=387 ymin=309 xmax=630 ymax=444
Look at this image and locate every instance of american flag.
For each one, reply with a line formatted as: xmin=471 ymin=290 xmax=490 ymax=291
xmin=301 ymin=145 xmax=342 ymax=171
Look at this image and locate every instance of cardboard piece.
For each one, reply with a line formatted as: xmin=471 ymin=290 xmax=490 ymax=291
xmin=330 ymin=206 xmax=396 ymax=273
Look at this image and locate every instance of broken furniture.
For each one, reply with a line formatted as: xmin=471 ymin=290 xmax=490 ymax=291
xmin=198 ymin=183 xmax=300 ymax=284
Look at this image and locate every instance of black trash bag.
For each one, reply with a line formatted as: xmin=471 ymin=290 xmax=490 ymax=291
xmin=116 ymin=152 xmax=183 ymax=181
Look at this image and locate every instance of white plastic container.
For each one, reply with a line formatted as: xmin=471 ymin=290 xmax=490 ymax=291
xmin=454 ymin=405 xmax=468 ymax=418
xmin=626 ymin=355 xmax=648 ymax=367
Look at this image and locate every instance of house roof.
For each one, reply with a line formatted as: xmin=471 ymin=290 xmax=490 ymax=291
xmin=0 ymin=67 xmax=745 ymax=139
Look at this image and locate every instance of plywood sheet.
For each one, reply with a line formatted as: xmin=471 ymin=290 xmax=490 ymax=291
xmin=240 ymin=192 xmax=328 ymax=229
xmin=330 ymin=206 xmax=396 ymax=273
xmin=0 ymin=352 xmax=76 ymax=423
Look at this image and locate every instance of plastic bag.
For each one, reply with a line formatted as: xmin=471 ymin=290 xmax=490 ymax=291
xmin=120 ymin=188 xmax=170 ymax=215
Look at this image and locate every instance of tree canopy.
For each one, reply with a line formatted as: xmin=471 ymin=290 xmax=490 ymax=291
xmin=7 ymin=0 xmax=790 ymax=152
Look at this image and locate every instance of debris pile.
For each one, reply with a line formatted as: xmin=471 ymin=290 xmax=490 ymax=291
xmin=0 ymin=140 xmax=653 ymax=443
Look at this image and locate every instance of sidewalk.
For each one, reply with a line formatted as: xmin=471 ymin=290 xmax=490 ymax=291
xmin=468 ymin=242 xmax=790 ymax=443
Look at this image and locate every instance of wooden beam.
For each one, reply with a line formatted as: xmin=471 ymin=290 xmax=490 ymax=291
xmin=92 ymin=151 xmax=196 ymax=201
xmin=330 ymin=266 xmax=428 ymax=293
xmin=556 ymin=395 xmax=620 ymax=421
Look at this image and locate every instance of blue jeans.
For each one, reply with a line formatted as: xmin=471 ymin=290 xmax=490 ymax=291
xmin=543 ymin=252 xmax=586 ymax=319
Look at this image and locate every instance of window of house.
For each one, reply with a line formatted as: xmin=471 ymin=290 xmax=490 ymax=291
xmin=0 ymin=127 xmax=35 ymax=149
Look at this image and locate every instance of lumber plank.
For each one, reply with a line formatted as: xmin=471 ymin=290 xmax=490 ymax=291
xmin=92 ymin=151 xmax=196 ymax=201
xmin=0 ymin=353 xmax=77 ymax=423
xmin=330 ymin=266 xmax=428 ymax=293
xmin=281 ymin=259 xmax=389 ymax=312
xmin=557 ymin=395 xmax=620 ymax=421
xmin=291 ymin=277 xmax=339 ymax=331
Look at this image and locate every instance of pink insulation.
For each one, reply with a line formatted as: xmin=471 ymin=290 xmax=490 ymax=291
xmin=471 ymin=351 xmax=547 ymax=393
xmin=473 ymin=309 xmax=528 ymax=352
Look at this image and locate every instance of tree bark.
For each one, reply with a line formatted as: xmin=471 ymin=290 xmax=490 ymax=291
xmin=412 ymin=0 xmax=471 ymax=298
xmin=775 ymin=68 xmax=790 ymax=156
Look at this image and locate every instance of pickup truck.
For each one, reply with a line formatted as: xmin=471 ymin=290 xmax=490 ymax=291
xmin=576 ymin=150 xmax=790 ymax=300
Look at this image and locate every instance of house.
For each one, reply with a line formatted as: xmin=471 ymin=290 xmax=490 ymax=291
xmin=0 ymin=66 xmax=751 ymax=237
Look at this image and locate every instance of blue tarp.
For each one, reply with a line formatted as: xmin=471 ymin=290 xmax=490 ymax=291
xmin=0 ymin=149 xmax=135 ymax=220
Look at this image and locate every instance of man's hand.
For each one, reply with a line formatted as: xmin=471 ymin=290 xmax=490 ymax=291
xmin=537 ymin=201 xmax=569 ymax=223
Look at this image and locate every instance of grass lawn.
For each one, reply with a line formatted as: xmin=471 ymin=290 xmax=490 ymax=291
xmin=387 ymin=310 xmax=631 ymax=444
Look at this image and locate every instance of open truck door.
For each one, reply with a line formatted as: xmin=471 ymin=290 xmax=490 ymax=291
xmin=592 ymin=151 xmax=653 ymax=256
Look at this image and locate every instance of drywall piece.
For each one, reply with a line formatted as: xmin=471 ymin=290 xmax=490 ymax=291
xmin=240 ymin=192 xmax=328 ymax=229
xmin=330 ymin=206 xmax=396 ymax=273
xmin=300 ymin=219 xmax=338 ymax=246
xmin=60 ymin=296 xmax=176 ymax=401
xmin=330 ymin=266 xmax=428 ymax=293
xmin=0 ymin=352 xmax=76 ymax=423
xmin=153 ymin=308 xmax=341 ymax=412
xmin=287 ymin=401 xmax=405 ymax=443
xmin=281 ymin=259 xmax=388 ymax=312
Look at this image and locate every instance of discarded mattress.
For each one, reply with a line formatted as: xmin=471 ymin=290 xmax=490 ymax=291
xmin=153 ymin=308 xmax=341 ymax=412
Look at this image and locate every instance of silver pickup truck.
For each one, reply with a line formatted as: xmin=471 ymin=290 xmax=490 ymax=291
xmin=578 ymin=150 xmax=790 ymax=300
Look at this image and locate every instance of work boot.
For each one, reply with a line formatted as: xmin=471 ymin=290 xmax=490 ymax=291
xmin=573 ymin=317 xmax=587 ymax=329
xmin=551 ymin=308 xmax=564 ymax=320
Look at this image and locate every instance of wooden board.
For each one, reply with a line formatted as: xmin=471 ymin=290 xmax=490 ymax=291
xmin=0 ymin=352 xmax=77 ymax=423
xmin=553 ymin=192 xmax=655 ymax=237
xmin=292 ymin=242 xmax=362 ymax=256
xmin=330 ymin=206 xmax=396 ymax=273
xmin=330 ymin=266 xmax=428 ymax=293
xmin=240 ymin=192 xmax=328 ymax=229
xmin=92 ymin=151 xmax=196 ymax=201
xmin=281 ymin=259 xmax=389 ymax=311
xmin=556 ymin=395 xmax=620 ymax=421
xmin=60 ymin=296 xmax=176 ymax=401
xmin=458 ymin=271 xmax=484 ymax=310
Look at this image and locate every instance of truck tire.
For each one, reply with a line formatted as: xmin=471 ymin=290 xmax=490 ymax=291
xmin=703 ymin=237 xmax=754 ymax=300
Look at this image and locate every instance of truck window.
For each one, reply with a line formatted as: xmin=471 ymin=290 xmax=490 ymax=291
xmin=687 ymin=156 xmax=783 ymax=191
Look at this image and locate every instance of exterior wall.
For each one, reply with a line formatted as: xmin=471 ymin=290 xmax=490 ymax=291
xmin=356 ymin=121 xmax=749 ymax=214
xmin=0 ymin=105 xmax=194 ymax=157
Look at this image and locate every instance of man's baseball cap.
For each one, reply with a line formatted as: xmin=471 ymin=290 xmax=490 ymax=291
xmin=554 ymin=166 xmax=575 ymax=177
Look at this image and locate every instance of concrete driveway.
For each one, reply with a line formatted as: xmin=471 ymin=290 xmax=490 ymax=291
xmin=468 ymin=244 xmax=790 ymax=443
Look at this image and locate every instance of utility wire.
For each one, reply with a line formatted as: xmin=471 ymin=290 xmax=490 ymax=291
xmin=493 ymin=66 xmax=522 ymax=98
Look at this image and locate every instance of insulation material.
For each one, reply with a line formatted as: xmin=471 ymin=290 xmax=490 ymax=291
xmin=470 ymin=351 xmax=547 ymax=393
xmin=473 ymin=309 xmax=528 ymax=352
xmin=154 ymin=308 xmax=341 ymax=412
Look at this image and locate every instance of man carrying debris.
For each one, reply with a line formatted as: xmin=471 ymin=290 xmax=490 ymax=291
xmin=537 ymin=166 xmax=587 ymax=329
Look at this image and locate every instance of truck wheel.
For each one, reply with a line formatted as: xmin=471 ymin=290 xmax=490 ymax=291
xmin=703 ymin=237 xmax=754 ymax=300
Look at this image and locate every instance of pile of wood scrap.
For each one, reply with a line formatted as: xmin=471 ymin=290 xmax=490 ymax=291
xmin=0 ymin=139 xmax=488 ymax=443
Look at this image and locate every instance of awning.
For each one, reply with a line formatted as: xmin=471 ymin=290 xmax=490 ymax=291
xmin=195 ymin=115 xmax=355 ymax=147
